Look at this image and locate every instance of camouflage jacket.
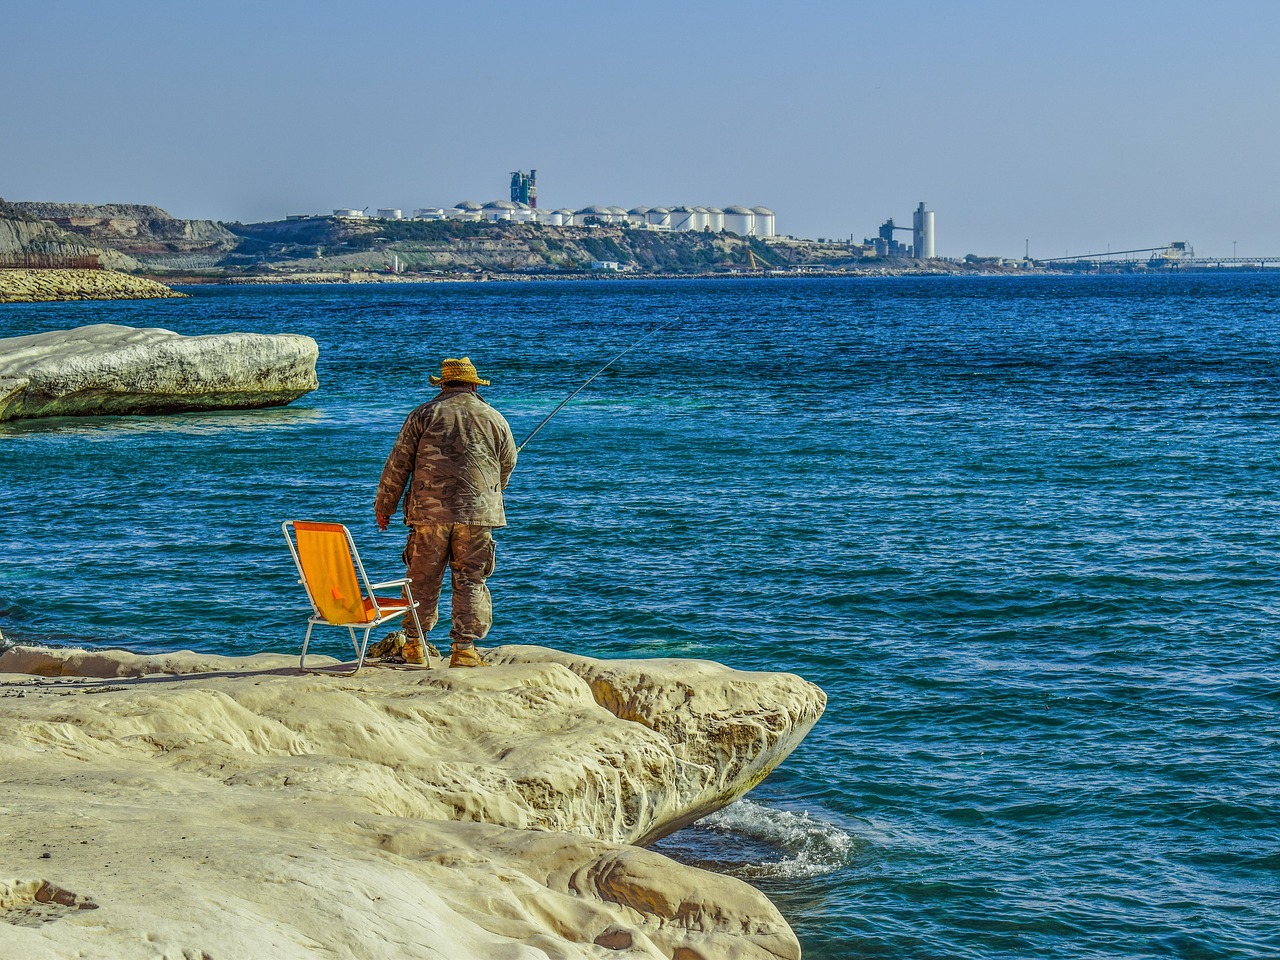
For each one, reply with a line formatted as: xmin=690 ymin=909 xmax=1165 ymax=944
xmin=376 ymin=389 xmax=517 ymax=527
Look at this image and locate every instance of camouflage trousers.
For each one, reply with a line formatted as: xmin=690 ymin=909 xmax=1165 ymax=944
xmin=401 ymin=523 xmax=496 ymax=648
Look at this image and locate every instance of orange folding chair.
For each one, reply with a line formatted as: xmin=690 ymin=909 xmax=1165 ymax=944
xmin=282 ymin=520 xmax=426 ymax=675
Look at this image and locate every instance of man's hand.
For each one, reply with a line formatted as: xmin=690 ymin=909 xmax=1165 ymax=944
xmin=376 ymin=513 xmax=390 ymax=531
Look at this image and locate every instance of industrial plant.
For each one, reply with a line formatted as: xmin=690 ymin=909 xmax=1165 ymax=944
xmin=330 ymin=201 xmax=777 ymax=237
xmin=865 ymin=202 xmax=936 ymax=259
xmin=321 ymin=170 xmax=777 ymax=238
xmin=319 ymin=177 xmax=951 ymax=259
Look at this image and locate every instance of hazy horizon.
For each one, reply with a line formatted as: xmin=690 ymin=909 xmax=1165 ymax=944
xmin=4 ymin=0 xmax=1277 ymax=260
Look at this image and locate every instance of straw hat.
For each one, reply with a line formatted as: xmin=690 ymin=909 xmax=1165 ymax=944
xmin=429 ymin=356 xmax=490 ymax=387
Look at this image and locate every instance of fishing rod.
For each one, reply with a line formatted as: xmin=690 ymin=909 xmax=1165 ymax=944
xmin=517 ymin=319 xmax=674 ymax=452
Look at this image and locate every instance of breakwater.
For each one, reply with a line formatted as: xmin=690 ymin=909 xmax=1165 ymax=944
xmin=0 ymin=268 xmax=185 ymax=303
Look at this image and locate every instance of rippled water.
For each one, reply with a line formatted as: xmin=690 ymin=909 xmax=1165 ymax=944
xmin=3 ymin=276 xmax=1279 ymax=958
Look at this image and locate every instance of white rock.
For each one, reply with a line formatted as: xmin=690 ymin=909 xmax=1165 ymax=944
xmin=0 ymin=643 xmax=824 ymax=959
xmin=0 ymin=323 xmax=318 ymax=421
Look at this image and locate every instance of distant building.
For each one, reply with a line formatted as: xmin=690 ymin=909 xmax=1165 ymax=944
xmin=865 ymin=202 xmax=936 ymax=258
xmin=346 ymin=173 xmax=778 ymax=236
xmin=510 ymin=170 xmax=537 ymax=208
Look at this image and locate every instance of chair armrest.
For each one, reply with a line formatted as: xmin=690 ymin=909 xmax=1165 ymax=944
xmin=369 ymin=578 xmax=410 ymax=590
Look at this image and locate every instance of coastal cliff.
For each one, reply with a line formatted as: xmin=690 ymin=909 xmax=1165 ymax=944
xmin=0 ymin=643 xmax=825 ymax=959
xmin=8 ymin=201 xmax=239 ymax=273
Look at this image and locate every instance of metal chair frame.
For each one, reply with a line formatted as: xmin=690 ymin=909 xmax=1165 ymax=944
xmin=282 ymin=520 xmax=426 ymax=675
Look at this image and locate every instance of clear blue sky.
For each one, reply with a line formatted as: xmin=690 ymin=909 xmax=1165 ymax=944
xmin=4 ymin=0 xmax=1277 ymax=258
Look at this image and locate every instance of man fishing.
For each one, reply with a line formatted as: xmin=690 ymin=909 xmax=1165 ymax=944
xmin=375 ymin=357 xmax=517 ymax=668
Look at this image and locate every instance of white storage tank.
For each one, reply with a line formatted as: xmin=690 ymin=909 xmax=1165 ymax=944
xmin=646 ymin=207 xmax=671 ymax=229
xmin=414 ymin=207 xmax=445 ymax=220
xmin=511 ymin=202 xmax=536 ymax=223
xmin=450 ymin=201 xmax=483 ymax=221
xmin=576 ymin=204 xmax=612 ymax=223
xmin=332 ymin=208 xmax=365 ymax=219
xmin=483 ymin=200 xmax=517 ymax=221
xmin=376 ymin=208 xmax=403 ymax=220
xmin=705 ymin=207 xmax=725 ymax=232
xmin=691 ymin=206 xmax=710 ymax=231
xmin=608 ymin=206 xmax=629 ymax=223
xmin=751 ymin=206 xmax=776 ymax=238
xmin=628 ymin=206 xmax=650 ymax=226
xmin=556 ymin=208 xmax=576 ymax=226
xmin=668 ymin=206 xmax=696 ymax=231
xmin=541 ymin=209 xmax=564 ymax=226
xmin=723 ymin=205 xmax=755 ymax=236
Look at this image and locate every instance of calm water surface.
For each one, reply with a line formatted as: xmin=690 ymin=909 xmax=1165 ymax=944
xmin=2 ymin=276 xmax=1278 ymax=959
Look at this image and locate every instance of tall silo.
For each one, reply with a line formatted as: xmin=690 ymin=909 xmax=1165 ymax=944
xmin=751 ymin=206 xmax=775 ymax=238
xmin=723 ymin=205 xmax=755 ymax=237
xmin=912 ymin=202 xmax=935 ymax=259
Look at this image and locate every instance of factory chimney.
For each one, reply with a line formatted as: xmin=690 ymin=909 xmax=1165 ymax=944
xmin=913 ymin=202 xmax=935 ymax=259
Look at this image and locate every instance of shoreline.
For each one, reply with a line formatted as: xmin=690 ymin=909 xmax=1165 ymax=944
xmin=0 ymin=641 xmax=823 ymax=959
xmin=149 ymin=264 xmax=1280 ymax=287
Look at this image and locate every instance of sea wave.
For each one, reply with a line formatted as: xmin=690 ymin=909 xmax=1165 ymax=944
xmin=694 ymin=799 xmax=857 ymax=880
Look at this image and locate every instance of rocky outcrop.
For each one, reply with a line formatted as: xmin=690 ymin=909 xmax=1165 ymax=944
xmin=488 ymin=646 xmax=825 ymax=843
xmin=0 ymin=269 xmax=182 ymax=304
xmin=0 ymin=323 xmax=319 ymax=422
xmin=0 ymin=643 xmax=824 ymax=959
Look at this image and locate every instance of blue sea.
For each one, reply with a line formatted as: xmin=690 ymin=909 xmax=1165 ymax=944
xmin=2 ymin=275 xmax=1278 ymax=959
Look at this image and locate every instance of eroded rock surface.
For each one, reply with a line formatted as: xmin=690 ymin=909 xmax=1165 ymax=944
xmin=0 ymin=323 xmax=318 ymax=421
xmin=0 ymin=644 xmax=824 ymax=959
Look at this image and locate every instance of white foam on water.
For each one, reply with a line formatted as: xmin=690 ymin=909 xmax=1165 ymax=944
xmin=701 ymin=798 xmax=857 ymax=879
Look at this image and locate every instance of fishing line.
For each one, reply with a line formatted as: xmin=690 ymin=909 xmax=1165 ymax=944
xmin=517 ymin=318 xmax=675 ymax=452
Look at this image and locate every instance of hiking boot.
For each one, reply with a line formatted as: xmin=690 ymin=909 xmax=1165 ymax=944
xmin=402 ymin=636 xmax=427 ymax=666
xmin=449 ymin=645 xmax=489 ymax=668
